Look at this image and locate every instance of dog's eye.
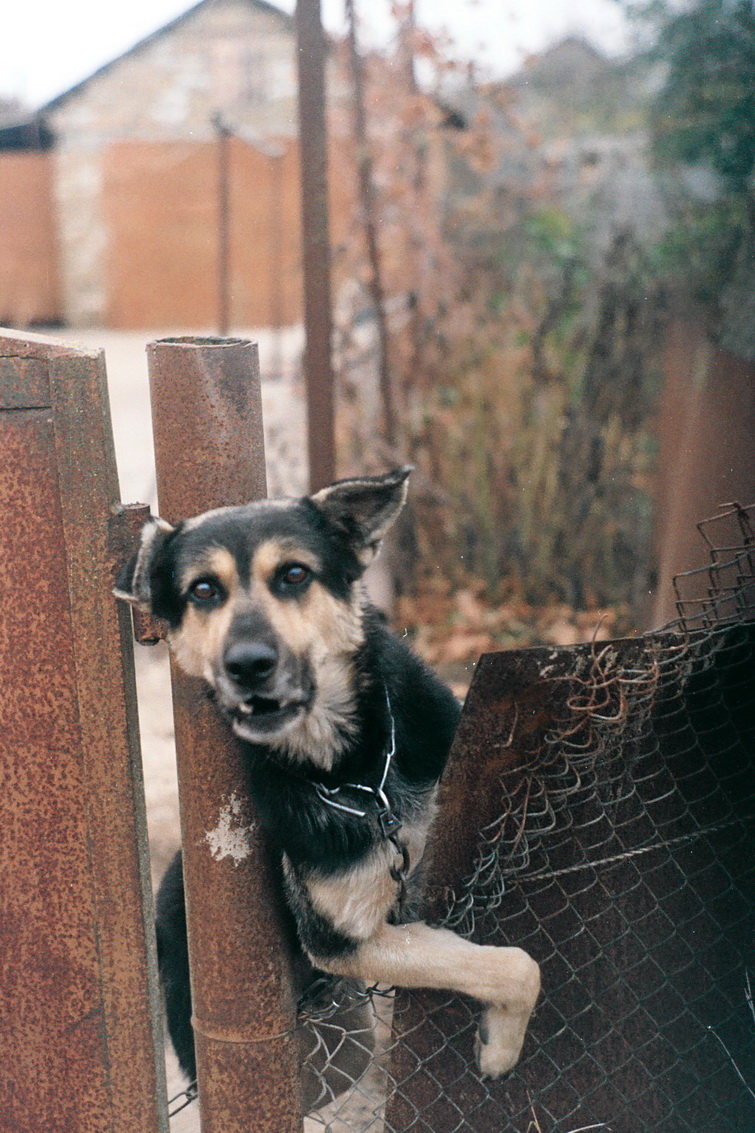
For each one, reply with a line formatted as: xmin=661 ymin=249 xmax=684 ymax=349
xmin=189 ymin=578 xmax=221 ymax=604
xmin=283 ymin=563 xmax=311 ymax=586
xmin=272 ymin=561 xmax=314 ymax=598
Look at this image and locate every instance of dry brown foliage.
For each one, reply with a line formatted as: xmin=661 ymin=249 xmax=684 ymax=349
xmin=328 ymin=7 xmax=664 ymax=628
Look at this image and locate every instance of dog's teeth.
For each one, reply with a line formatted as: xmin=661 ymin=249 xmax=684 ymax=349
xmin=238 ymin=702 xmax=254 ymax=715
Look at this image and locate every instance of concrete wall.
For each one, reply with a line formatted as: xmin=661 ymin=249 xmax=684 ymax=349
xmin=0 ymin=152 xmax=60 ymax=326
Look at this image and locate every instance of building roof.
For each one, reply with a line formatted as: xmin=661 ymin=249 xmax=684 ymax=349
xmin=40 ymin=0 xmax=292 ymax=114
xmin=0 ymin=96 xmax=53 ymax=149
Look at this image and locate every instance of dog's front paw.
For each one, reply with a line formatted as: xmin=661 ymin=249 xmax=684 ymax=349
xmin=473 ymin=1006 xmax=526 ymax=1079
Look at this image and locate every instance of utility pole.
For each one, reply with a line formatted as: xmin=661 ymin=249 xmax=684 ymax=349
xmin=213 ymin=112 xmax=232 ymax=336
xmin=295 ymin=0 xmax=336 ymax=491
xmin=345 ymin=0 xmax=396 ymax=446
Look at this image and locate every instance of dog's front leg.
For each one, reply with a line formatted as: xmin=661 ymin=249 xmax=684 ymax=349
xmin=312 ymin=921 xmax=540 ymax=1078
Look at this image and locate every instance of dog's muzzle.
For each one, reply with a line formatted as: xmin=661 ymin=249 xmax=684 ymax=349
xmin=218 ymin=638 xmax=313 ymax=740
xmin=225 ymin=640 xmax=278 ymax=687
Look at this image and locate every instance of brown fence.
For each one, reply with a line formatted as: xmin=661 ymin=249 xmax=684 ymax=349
xmin=103 ymin=139 xmax=304 ymax=329
xmin=652 ymin=318 xmax=755 ymax=626
xmin=0 ymin=154 xmax=61 ymax=327
xmin=300 ymin=503 xmax=755 ymax=1132
xmin=3 ymin=326 xmax=753 ymax=1132
xmin=0 ymin=327 xmax=165 ymax=1131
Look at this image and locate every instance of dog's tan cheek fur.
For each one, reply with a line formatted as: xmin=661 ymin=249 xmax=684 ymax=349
xmin=169 ymin=602 xmax=236 ymax=681
xmin=170 ymin=581 xmax=363 ymax=690
xmin=170 ymin=548 xmax=242 ymax=680
xmin=249 ymin=538 xmax=364 ymax=658
xmin=267 ymin=584 xmax=365 ymax=758
xmin=259 ymin=581 xmax=365 ymax=657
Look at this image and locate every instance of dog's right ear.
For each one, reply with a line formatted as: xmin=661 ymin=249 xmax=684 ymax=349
xmin=311 ymin=466 xmax=412 ymax=568
xmin=114 ymin=516 xmax=176 ymax=609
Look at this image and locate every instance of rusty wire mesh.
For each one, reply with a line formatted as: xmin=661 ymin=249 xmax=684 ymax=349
xmin=298 ymin=502 xmax=755 ymax=1132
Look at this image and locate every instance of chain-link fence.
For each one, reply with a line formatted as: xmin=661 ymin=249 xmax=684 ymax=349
xmin=299 ymin=502 xmax=755 ymax=1132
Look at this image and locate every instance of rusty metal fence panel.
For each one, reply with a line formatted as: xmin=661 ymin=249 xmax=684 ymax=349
xmin=9 ymin=322 xmax=748 ymax=1132
xmin=300 ymin=503 xmax=755 ymax=1132
xmin=0 ymin=328 xmax=167 ymax=1133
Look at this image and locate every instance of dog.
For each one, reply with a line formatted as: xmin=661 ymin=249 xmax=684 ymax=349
xmin=116 ymin=467 xmax=540 ymax=1091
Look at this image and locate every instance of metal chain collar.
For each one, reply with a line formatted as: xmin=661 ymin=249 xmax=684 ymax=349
xmin=314 ymin=687 xmax=410 ymax=905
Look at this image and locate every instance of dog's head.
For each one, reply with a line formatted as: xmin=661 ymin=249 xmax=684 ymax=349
xmin=115 ymin=468 xmax=410 ymax=763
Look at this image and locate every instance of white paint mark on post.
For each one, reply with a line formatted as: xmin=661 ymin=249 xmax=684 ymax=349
xmin=204 ymin=793 xmax=256 ymax=865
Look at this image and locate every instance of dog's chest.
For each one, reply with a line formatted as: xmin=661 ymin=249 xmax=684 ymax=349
xmin=285 ymin=794 xmax=438 ymax=944
xmin=305 ymin=844 xmax=400 ymax=940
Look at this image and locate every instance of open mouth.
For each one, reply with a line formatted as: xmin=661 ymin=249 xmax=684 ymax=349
xmin=237 ymin=695 xmax=285 ymax=717
xmin=229 ymin=694 xmax=309 ymax=736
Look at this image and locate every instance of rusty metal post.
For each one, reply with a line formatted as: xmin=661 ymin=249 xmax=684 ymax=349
xmin=344 ymin=0 xmax=396 ymax=447
xmin=269 ymin=149 xmax=285 ymax=378
xmin=0 ymin=327 xmax=167 ymax=1133
xmin=213 ymin=114 xmax=232 ymax=336
xmin=295 ymin=0 xmax=336 ymax=491
xmin=146 ymin=336 xmax=304 ymax=1133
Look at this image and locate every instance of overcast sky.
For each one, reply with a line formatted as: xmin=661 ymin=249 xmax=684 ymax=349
xmin=2 ymin=0 xmax=630 ymax=109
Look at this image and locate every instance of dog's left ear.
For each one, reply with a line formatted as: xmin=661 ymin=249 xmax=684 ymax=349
xmin=113 ymin=515 xmax=176 ymax=609
xmin=311 ymin=466 xmax=413 ymax=567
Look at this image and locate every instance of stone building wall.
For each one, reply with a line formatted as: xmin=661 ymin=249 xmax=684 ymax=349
xmin=44 ymin=0 xmax=297 ymax=326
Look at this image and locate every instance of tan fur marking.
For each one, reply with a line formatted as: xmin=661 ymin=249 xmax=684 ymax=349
xmin=178 ymin=546 xmax=240 ymax=597
xmin=170 ymin=549 xmax=241 ymax=682
xmin=316 ymin=922 xmax=539 ymax=1005
xmin=312 ymin=922 xmax=541 ymax=1077
xmin=263 ymin=581 xmax=363 ymax=655
xmin=307 ymin=845 xmax=400 ymax=942
xmin=306 ymin=795 xmax=437 ymax=941
xmin=169 ymin=600 xmax=236 ymax=682
xmin=251 ymin=538 xmax=320 ymax=585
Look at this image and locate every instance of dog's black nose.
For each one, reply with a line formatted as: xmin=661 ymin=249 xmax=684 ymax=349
xmin=224 ymin=641 xmax=277 ymax=688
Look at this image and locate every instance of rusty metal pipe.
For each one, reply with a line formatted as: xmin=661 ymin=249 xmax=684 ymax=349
xmin=146 ymin=336 xmax=304 ymax=1132
xmin=213 ymin=115 xmax=232 ymax=337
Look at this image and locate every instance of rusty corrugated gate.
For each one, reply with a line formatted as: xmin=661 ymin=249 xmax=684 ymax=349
xmin=103 ymin=140 xmax=304 ymax=331
xmin=0 ymin=328 xmax=166 ymax=1132
xmin=0 ymin=155 xmax=61 ymax=327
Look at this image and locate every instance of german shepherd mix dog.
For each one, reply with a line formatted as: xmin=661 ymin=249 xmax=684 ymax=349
xmin=116 ymin=468 xmax=540 ymax=1087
